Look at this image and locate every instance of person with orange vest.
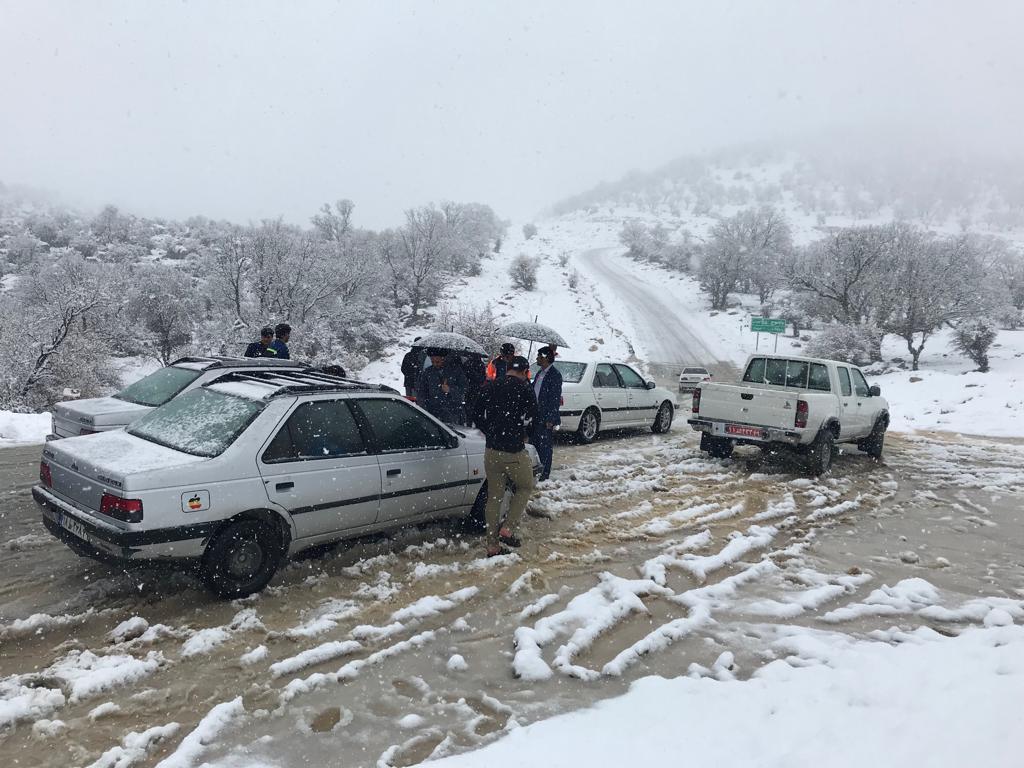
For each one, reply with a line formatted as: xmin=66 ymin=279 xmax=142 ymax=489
xmin=486 ymin=343 xmax=517 ymax=380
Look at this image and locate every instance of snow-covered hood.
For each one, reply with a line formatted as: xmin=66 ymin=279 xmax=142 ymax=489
xmin=52 ymin=396 xmax=151 ymax=428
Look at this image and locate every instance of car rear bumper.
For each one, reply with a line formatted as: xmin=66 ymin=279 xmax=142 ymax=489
xmin=687 ymin=418 xmax=804 ymax=446
xmin=33 ymin=485 xmax=210 ymax=561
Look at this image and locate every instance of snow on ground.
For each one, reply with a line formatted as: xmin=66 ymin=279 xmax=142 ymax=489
xmin=430 ymin=624 xmax=1024 ymax=768
xmin=0 ymin=410 xmax=50 ymax=446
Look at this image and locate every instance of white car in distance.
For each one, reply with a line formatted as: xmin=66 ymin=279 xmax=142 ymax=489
xmin=678 ymin=366 xmax=712 ymax=392
xmin=545 ymin=360 xmax=676 ymax=443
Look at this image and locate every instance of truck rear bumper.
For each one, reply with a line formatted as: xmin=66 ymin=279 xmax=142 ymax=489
xmin=688 ymin=418 xmax=804 ymax=446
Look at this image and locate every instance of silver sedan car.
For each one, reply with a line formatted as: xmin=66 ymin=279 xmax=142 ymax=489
xmin=34 ymin=369 xmax=540 ymax=598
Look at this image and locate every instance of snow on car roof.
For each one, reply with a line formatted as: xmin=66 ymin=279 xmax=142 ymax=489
xmin=207 ymin=379 xmax=279 ymax=401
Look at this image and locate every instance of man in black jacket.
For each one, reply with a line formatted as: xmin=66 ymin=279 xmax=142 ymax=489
xmin=244 ymin=327 xmax=277 ymax=358
xmin=400 ymin=338 xmax=424 ymax=397
xmin=473 ymin=356 xmax=538 ymax=556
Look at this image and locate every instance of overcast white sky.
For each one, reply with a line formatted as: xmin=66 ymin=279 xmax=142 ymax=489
xmin=1 ymin=0 xmax=1022 ymax=227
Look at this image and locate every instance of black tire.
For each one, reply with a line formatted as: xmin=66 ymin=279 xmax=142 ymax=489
xmin=576 ymin=408 xmax=600 ymax=444
xmin=700 ymin=431 xmax=734 ymax=459
xmin=652 ymin=401 xmax=674 ymax=434
xmin=858 ymin=418 xmax=887 ymax=460
xmin=806 ymin=429 xmax=835 ymax=476
xmin=200 ymin=518 xmax=284 ymax=599
xmin=467 ymin=481 xmax=488 ymax=532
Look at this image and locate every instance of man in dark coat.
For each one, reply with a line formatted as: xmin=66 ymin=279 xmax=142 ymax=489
xmin=244 ymin=326 xmax=277 ymax=358
xmin=400 ymin=338 xmax=424 ymax=397
xmin=487 ymin=343 xmax=517 ymax=380
xmin=531 ymin=346 xmax=563 ymax=481
xmin=270 ymin=323 xmax=291 ymax=359
xmin=459 ymin=352 xmax=487 ymax=425
xmin=416 ymin=348 xmax=468 ymax=425
xmin=473 ymin=356 xmax=537 ymax=556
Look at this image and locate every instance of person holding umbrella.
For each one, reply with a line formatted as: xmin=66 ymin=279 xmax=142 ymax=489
xmin=531 ymin=346 xmax=562 ymax=481
xmin=416 ymin=348 xmax=468 ymax=425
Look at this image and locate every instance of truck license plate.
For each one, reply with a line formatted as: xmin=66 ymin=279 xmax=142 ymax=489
xmin=59 ymin=512 xmax=91 ymax=542
xmin=726 ymin=424 xmax=766 ymax=439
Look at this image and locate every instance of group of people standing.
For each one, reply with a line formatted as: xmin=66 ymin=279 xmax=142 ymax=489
xmin=402 ymin=340 xmax=563 ymax=557
xmin=243 ymin=324 xmax=292 ymax=359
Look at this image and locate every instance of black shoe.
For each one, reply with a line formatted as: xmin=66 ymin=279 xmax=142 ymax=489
xmin=499 ymin=533 xmax=522 ymax=548
xmin=486 ymin=544 xmax=512 ymax=558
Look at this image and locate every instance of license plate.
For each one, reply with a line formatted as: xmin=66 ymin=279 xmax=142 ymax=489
xmin=725 ymin=424 xmax=766 ymax=439
xmin=59 ymin=512 xmax=91 ymax=542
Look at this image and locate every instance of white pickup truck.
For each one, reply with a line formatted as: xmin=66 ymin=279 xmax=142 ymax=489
xmin=687 ymin=354 xmax=889 ymax=474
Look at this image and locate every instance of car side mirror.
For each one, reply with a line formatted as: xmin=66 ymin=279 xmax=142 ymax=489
xmin=646 ymin=381 xmax=656 ymax=390
xmin=869 ymin=385 xmax=881 ymax=397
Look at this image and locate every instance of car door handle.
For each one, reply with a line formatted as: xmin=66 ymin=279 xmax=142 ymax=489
xmin=386 ymin=469 xmax=402 ymax=477
xmin=275 ymin=481 xmax=294 ymax=491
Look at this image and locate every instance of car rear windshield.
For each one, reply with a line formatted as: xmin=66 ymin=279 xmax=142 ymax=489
xmin=127 ymin=388 xmax=264 ymax=457
xmin=683 ymin=368 xmax=708 ymax=374
xmin=743 ymin=358 xmax=831 ymax=392
xmin=113 ymin=366 xmax=202 ymax=407
xmin=550 ymin=361 xmax=587 ymax=383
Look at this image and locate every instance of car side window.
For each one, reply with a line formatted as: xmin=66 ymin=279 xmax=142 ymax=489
xmin=808 ymin=363 xmax=831 ymax=391
xmin=743 ymin=358 xmax=766 ymax=383
xmin=838 ymin=367 xmax=853 ymax=397
xmin=263 ymin=400 xmax=366 ymax=463
xmin=354 ymin=398 xmax=449 ymax=453
xmin=851 ymin=369 xmax=870 ymax=397
xmin=613 ymin=364 xmax=646 ymax=388
xmin=594 ymin=364 xmax=622 ymax=388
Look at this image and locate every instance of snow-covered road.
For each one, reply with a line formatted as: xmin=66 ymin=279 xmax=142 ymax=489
xmin=2 ymin=429 xmax=1023 ymax=767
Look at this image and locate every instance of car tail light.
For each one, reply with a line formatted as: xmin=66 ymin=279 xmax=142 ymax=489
xmin=100 ymin=493 xmax=143 ymax=523
xmin=692 ymin=388 xmax=701 ymax=414
xmin=795 ymin=400 xmax=808 ymax=429
xmin=560 ymin=396 xmax=564 ymax=406
xmin=79 ymin=427 xmax=97 ymax=436
xmin=39 ymin=461 xmax=52 ymax=487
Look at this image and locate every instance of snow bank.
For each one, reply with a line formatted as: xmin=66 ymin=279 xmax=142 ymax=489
xmin=431 ymin=625 xmax=1024 ymax=768
xmin=0 ymin=410 xmax=50 ymax=445
xmin=154 ymin=698 xmax=245 ymax=768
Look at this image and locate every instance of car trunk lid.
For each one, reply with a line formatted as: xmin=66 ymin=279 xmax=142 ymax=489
xmin=51 ymin=397 xmax=151 ymax=438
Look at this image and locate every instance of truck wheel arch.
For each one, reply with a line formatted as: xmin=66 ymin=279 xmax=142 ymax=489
xmin=822 ymin=418 xmax=841 ymax=440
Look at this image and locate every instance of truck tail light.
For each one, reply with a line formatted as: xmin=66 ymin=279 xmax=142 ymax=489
xmin=795 ymin=400 xmax=809 ymax=429
xmin=560 ymin=396 xmax=564 ymax=406
xmin=100 ymin=493 xmax=143 ymax=523
xmin=692 ymin=388 xmax=701 ymax=414
xmin=39 ymin=461 xmax=52 ymax=487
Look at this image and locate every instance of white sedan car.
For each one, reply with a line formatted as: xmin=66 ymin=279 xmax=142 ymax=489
xmin=678 ymin=366 xmax=712 ymax=392
xmin=544 ymin=360 xmax=676 ymax=443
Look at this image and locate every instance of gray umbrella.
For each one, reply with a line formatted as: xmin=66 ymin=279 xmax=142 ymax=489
xmin=416 ymin=331 xmax=486 ymax=356
xmin=498 ymin=321 xmax=569 ymax=348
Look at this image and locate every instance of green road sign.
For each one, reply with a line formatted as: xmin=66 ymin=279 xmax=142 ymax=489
xmin=751 ymin=317 xmax=786 ymax=334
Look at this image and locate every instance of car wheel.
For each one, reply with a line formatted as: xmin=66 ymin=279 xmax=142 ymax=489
xmin=200 ymin=518 xmax=284 ymax=599
xmin=467 ymin=481 xmax=488 ymax=532
xmin=652 ymin=401 xmax=674 ymax=433
xmin=806 ymin=429 xmax=835 ymax=476
xmin=857 ymin=417 xmax=887 ymax=460
xmin=700 ymin=431 xmax=733 ymax=459
xmin=577 ymin=408 xmax=600 ymax=444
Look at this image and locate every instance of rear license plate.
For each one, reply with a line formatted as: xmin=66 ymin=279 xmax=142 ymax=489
xmin=59 ymin=512 xmax=91 ymax=542
xmin=725 ymin=424 xmax=766 ymax=439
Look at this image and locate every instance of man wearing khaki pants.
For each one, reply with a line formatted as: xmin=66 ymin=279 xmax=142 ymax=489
xmin=473 ymin=356 xmax=538 ymax=557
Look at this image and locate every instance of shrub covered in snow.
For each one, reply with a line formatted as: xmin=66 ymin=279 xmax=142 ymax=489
xmin=509 ymin=254 xmax=540 ymax=291
xmin=522 ymin=222 xmax=538 ymax=240
xmin=804 ymin=324 xmax=882 ymax=366
xmin=952 ymin=317 xmax=998 ymax=372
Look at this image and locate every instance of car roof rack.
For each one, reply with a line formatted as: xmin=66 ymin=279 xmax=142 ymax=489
xmin=208 ymin=369 xmax=397 ymax=398
xmin=169 ymin=356 xmax=310 ymax=370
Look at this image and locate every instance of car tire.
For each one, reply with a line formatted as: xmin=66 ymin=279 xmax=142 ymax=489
xmin=467 ymin=481 xmax=488 ymax=532
xmin=652 ymin=401 xmax=674 ymax=433
xmin=805 ymin=429 xmax=835 ymax=476
xmin=200 ymin=518 xmax=284 ymax=599
xmin=858 ymin=417 xmax=888 ymax=460
xmin=576 ymin=408 xmax=600 ymax=444
xmin=700 ymin=431 xmax=733 ymax=459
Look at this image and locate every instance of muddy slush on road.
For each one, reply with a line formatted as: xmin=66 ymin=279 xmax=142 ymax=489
xmin=2 ymin=426 xmax=1023 ymax=768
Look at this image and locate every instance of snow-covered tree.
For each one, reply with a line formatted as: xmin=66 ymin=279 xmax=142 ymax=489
xmin=805 ymin=323 xmax=882 ymax=366
xmin=509 ymin=254 xmax=539 ymax=291
xmin=952 ymin=317 xmax=998 ymax=372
